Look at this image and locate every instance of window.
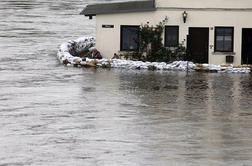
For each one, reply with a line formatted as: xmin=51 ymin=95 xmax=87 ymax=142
xmin=120 ymin=26 xmax=139 ymax=51
xmin=165 ymin=26 xmax=179 ymax=47
xmin=215 ymin=27 xmax=234 ymax=52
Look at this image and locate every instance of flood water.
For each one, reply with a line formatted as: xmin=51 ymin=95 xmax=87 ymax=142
xmin=0 ymin=0 xmax=252 ymax=165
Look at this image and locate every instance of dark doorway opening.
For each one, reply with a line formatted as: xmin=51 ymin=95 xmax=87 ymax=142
xmin=187 ymin=27 xmax=209 ymax=63
xmin=242 ymin=28 xmax=252 ymax=64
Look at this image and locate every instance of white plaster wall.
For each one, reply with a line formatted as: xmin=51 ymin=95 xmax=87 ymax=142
xmin=156 ymin=0 xmax=252 ymax=9
xmin=96 ymin=12 xmax=156 ymax=59
xmin=96 ymin=9 xmax=252 ymax=65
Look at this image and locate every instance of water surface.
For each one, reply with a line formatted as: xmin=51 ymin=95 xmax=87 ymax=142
xmin=0 ymin=0 xmax=252 ymax=165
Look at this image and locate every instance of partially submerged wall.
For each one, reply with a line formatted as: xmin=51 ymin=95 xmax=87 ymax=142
xmin=96 ymin=8 xmax=252 ymax=65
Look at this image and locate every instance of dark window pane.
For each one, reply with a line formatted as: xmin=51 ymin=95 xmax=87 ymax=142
xmin=224 ymin=41 xmax=232 ymax=51
xmin=215 ymin=27 xmax=233 ymax=52
xmin=216 ymin=41 xmax=223 ymax=50
xmin=225 ymin=28 xmax=233 ymax=35
xmin=216 ymin=28 xmax=225 ymax=36
xmin=165 ymin=26 xmax=179 ymax=47
xmin=121 ymin=26 xmax=139 ymax=51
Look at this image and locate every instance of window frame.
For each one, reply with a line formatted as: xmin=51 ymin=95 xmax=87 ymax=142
xmin=164 ymin=26 xmax=179 ymax=47
xmin=120 ymin=25 xmax=140 ymax=51
xmin=214 ymin=27 xmax=234 ymax=52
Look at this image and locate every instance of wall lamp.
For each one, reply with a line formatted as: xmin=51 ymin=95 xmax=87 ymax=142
xmin=182 ymin=11 xmax=188 ymax=23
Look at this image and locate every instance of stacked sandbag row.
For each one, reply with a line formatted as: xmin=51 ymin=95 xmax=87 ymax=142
xmin=57 ymin=36 xmax=251 ymax=73
xmin=57 ymin=36 xmax=95 ymax=65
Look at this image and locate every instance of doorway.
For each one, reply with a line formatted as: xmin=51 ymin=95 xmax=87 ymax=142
xmin=187 ymin=27 xmax=209 ymax=63
xmin=242 ymin=28 xmax=252 ymax=64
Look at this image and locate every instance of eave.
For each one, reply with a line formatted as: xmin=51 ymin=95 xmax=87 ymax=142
xmin=80 ymin=0 xmax=156 ymax=18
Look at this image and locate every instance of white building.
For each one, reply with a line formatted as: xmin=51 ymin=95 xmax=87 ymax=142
xmin=81 ymin=0 xmax=252 ymax=65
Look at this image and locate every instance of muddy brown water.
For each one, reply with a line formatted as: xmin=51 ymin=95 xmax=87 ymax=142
xmin=0 ymin=0 xmax=252 ymax=165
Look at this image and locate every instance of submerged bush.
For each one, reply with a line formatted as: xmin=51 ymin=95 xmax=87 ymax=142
xmin=153 ymin=44 xmax=186 ymax=62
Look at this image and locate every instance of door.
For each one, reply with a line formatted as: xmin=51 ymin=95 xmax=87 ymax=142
xmin=242 ymin=28 xmax=252 ymax=64
xmin=187 ymin=28 xmax=209 ymax=63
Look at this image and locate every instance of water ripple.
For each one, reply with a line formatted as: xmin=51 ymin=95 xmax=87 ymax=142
xmin=0 ymin=0 xmax=251 ymax=165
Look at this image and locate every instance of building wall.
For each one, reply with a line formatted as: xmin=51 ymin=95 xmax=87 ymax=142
xmin=96 ymin=9 xmax=252 ymax=65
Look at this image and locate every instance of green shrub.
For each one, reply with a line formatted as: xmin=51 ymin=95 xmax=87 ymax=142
xmin=121 ymin=52 xmax=143 ymax=61
xmin=121 ymin=20 xmax=187 ymax=62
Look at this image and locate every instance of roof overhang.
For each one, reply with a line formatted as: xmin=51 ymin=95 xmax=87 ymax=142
xmin=80 ymin=0 xmax=156 ymax=18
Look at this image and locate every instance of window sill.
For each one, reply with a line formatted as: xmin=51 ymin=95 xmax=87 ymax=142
xmin=119 ymin=50 xmax=138 ymax=52
xmin=212 ymin=52 xmax=235 ymax=55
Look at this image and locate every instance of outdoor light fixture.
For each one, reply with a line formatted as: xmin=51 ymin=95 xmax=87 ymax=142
xmin=182 ymin=11 xmax=188 ymax=23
